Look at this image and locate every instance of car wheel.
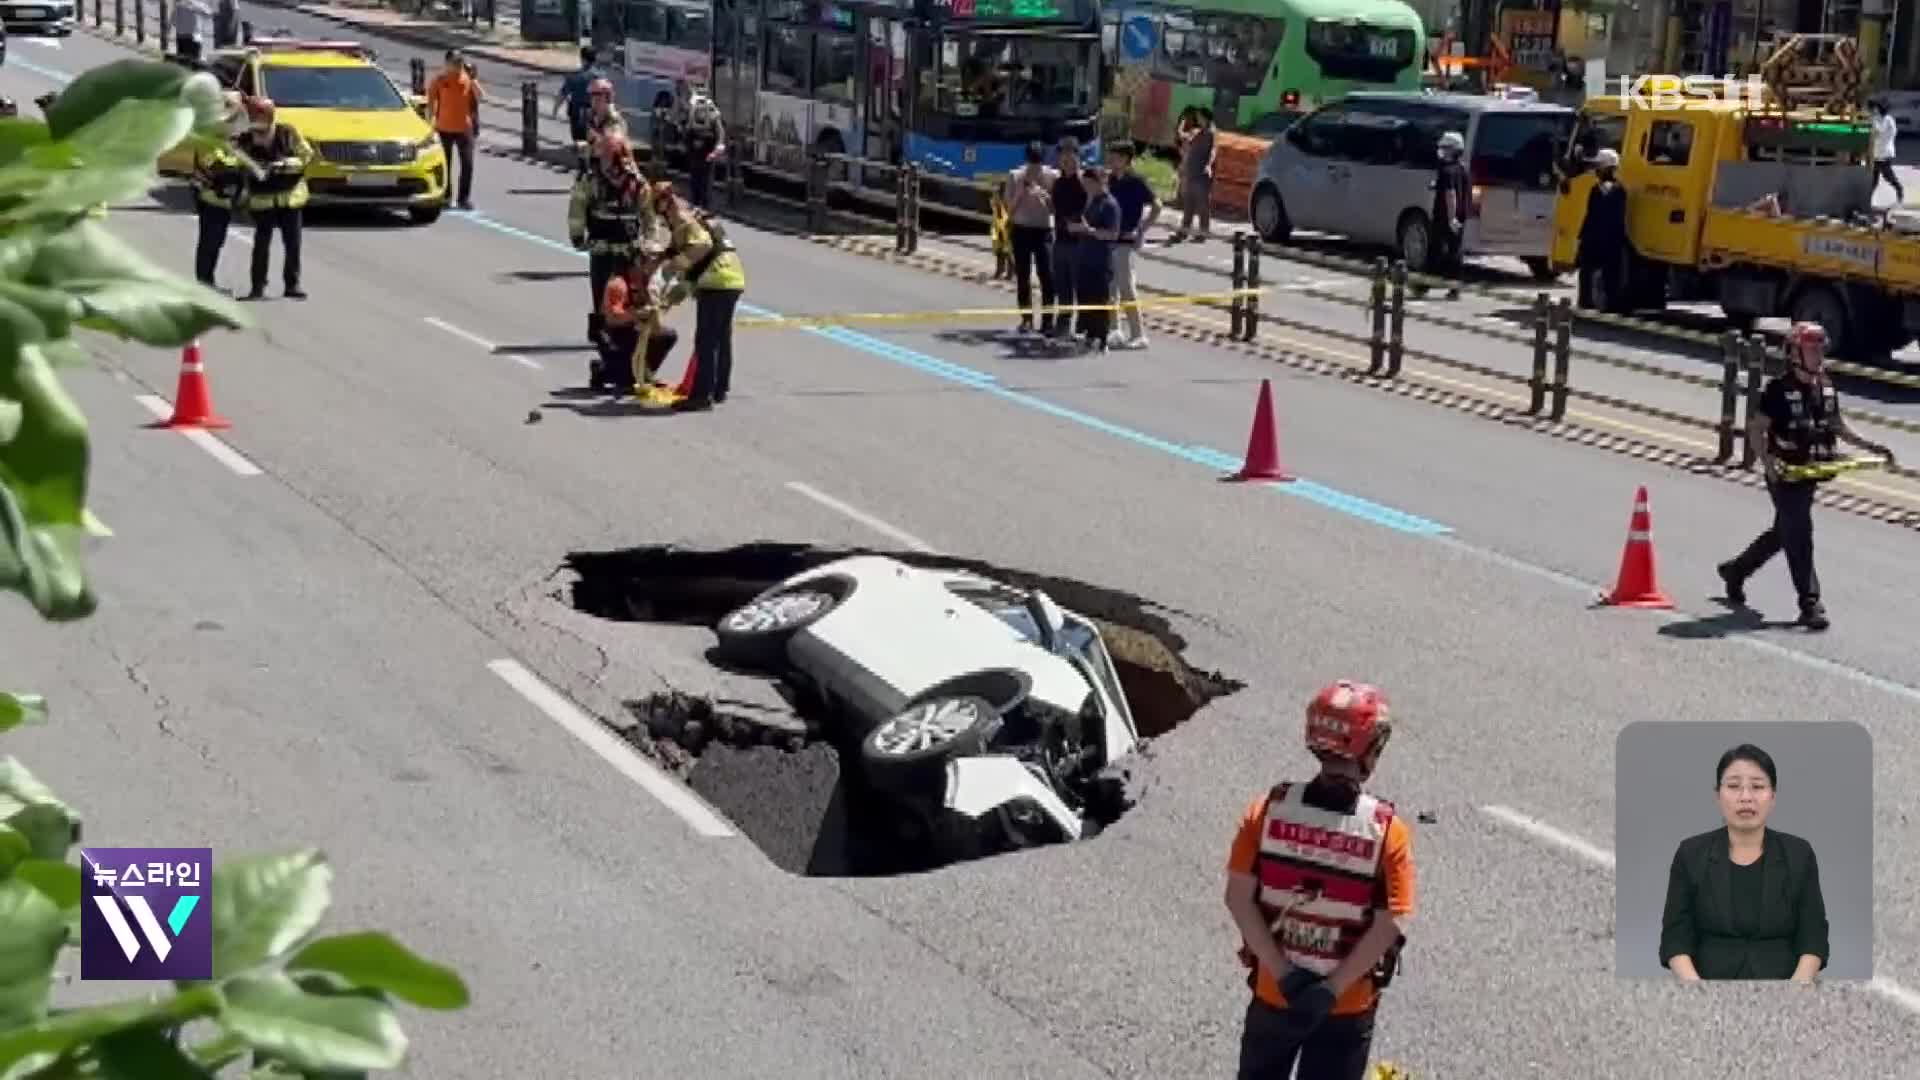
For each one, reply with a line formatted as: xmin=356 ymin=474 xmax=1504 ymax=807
xmin=1523 ymin=256 xmax=1559 ymax=282
xmin=713 ymin=584 xmax=841 ymax=667
xmin=1396 ymin=211 xmax=1432 ymax=274
xmin=860 ymin=694 xmax=998 ymax=792
xmin=1251 ymin=184 xmax=1290 ymax=244
xmin=409 ymin=206 xmax=442 ymax=225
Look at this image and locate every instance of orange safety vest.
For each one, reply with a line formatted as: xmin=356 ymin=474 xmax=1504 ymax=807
xmin=1251 ymin=782 xmax=1393 ymax=977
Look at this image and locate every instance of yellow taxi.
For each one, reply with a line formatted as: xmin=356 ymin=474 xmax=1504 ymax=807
xmin=158 ymin=37 xmax=449 ymax=224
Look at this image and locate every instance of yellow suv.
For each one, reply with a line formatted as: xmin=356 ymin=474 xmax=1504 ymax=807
xmin=160 ymin=37 xmax=450 ymax=224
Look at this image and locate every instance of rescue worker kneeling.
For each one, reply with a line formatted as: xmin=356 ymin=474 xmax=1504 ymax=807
xmin=654 ymin=183 xmax=746 ymax=411
xmin=569 ymin=130 xmax=648 ymax=345
xmin=1225 ymin=681 xmax=1415 ymax=1080
xmin=591 ymin=246 xmax=680 ymax=394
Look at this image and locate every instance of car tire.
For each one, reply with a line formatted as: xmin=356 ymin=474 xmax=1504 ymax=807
xmin=1251 ymin=184 xmax=1290 ymax=244
xmin=409 ymin=206 xmax=443 ymax=226
xmin=1395 ymin=211 xmax=1432 ymax=274
xmin=860 ymin=694 xmax=999 ymax=793
xmin=713 ymin=583 xmax=843 ymax=667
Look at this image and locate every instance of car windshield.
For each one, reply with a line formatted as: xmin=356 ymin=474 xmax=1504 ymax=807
xmin=260 ymin=65 xmax=407 ymax=110
xmin=948 ymin=583 xmax=1096 ymax=652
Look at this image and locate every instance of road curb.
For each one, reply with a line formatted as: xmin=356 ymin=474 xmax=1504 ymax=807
xmin=247 ymin=0 xmax=575 ymax=77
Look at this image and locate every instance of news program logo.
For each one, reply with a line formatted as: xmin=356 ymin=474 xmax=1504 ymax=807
xmin=79 ymin=847 xmax=212 ymax=981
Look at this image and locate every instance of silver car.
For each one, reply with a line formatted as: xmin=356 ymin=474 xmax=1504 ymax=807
xmin=1249 ymin=90 xmax=1574 ymax=279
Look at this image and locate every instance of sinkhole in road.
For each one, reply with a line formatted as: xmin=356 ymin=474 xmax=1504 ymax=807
xmin=564 ymin=542 xmax=1244 ymax=876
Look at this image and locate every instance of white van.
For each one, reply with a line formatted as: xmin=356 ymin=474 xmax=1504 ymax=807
xmin=1249 ymin=91 xmax=1575 ymax=279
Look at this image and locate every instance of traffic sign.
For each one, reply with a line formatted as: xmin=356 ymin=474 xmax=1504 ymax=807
xmin=1121 ymin=14 xmax=1157 ymax=62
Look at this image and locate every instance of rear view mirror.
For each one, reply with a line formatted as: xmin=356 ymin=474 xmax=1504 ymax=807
xmin=1024 ymin=590 xmax=1067 ymax=651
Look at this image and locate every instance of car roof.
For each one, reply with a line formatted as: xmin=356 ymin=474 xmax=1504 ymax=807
xmin=1346 ymin=90 xmax=1574 ymax=115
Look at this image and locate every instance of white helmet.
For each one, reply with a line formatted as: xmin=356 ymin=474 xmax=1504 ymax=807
xmin=1593 ymin=147 xmax=1621 ymax=169
xmin=1437 ymin=131 xmax=1465 ymax=158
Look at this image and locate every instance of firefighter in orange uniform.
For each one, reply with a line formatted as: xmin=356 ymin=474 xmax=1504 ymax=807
xmin=1224 ymin=680 xmax=1415 ymax=1080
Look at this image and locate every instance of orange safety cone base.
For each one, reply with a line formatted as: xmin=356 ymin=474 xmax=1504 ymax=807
xmin=1605 ymin=591 xmax=1675 ymax=609
xmin=149 ymin=414 xmax=231 ymax=431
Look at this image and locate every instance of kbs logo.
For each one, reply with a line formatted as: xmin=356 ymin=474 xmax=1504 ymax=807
xmin=79 ymin=847 xmax=212 ymax=981
xmin=1617 ymin=74 xmax=1768 ymax=111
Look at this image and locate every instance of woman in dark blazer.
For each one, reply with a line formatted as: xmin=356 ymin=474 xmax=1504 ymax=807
xmin=1659 ymin=744 xmax=1829 ymax=981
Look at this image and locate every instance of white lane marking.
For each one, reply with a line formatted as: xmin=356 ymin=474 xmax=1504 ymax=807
xmin=1480 ymin=804 xmax=1920 ymax=1015
xmin=26 ymin=38 xmax=62 ymax=49
xmin=486 ymin=659 xmax=736 ymax=839
xmin=785 ymin=481 xmax=941 ymax=554
xmin=423 ymin=316 xmax=541 ymax=369
xmin=133 ymin=394 xmax=262 ymax=477
xmin=1479 ymin=804 xmax=1616 ymax=869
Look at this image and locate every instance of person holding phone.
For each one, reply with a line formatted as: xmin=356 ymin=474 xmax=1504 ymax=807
xmin=1003 ymin=140 xmax=1058 ymax=334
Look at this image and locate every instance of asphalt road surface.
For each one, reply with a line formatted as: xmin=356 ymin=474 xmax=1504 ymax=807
xmin=7 ymin=30 xmax=1920 ymax=1079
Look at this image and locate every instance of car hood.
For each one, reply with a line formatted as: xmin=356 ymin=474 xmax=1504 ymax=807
xmin=276 ymin=107 xmax=428 ymax=143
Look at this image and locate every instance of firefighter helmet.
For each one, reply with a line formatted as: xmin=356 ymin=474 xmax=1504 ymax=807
xmin=1305 ymin=680 xmax=1392 ymax=762
xmin=245 ymin=96 xmax=276 ymax=123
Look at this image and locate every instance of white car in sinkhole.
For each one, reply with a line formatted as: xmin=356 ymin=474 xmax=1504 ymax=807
xmin=712 ymin=554 xmax=1139 ymax=850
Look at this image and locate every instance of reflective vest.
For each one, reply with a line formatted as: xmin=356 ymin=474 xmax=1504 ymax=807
xmin=1252 ymin=782 xmax=1393 ymax=977
xmin=1769 ymin=377 xmax=1840 ymax=469
xmin=665 ymin=216 xmax=746 ymax=296
xmin=192 ymin=143 xmax=248 ymax=210
xmin=567 ymin=168 xmax=645 ymax=254
xmin=237 ymin=126 xmax=312 ymax=211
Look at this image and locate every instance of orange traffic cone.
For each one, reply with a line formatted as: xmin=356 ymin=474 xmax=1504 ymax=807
xmin=1602 ymin=486 xmax=1673 ymax=609
xmin=150 ymin=341 xmax=229 ymax=430
xmin=1224 ymin=379 xmax=1294 ymax=482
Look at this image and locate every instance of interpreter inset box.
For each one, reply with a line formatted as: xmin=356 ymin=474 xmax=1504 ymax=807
xmin=1614 ymin=720 xmax=1873 ymax=981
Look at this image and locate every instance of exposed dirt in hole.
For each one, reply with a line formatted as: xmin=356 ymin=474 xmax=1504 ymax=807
xmin=564 ymin=542 xmax=1244 ymax=876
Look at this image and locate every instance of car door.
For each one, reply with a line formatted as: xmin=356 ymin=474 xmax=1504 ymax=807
xmin=1336 ymin=99 xmax=1417 ymax=246
xmin=1275 ymin=103 xmax=1352 ymax=232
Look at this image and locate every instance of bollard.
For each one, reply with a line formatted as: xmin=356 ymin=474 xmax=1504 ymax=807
xmin=519 ymin=82 xmax=538 ymax=158
xmin=93 ymin=0 xmax=100 ymax=26
xmin=134 ymin=0 xmax=143 ymax=43
xmin=411 ymin=58 xmax=427 ymax=96
xmin=1740 ymin=335 xmax=1767 ymax=468
xmin=1386 ymin=260 xmax=1407 ymax=378
xmin=114 ymin=0 xmax=123 ymax=36
xmin=894 ymin=167 xmax=908 ymax=253
xmin=159 ymin=0 xmax=170 ymax=46
xmin=1528 ymin=292 xmax=1550 ymax=414
xmin=1242 ymin=238 xmax=1262 ymax=341
xmin=1367 ymin=257 xmax=1387 ymax=375
xmin=1230 ymin=235 xmax=1248 ymax=339
xmin=1549 ymin=297 xmax=1573 ymax=421
xmin=905 ymin=164 xmax=921 ymax=254
xmin=1715 ymin=331 xmax=1744 ymax=463
xmin=807 ymin=154 xmax=828 ymax=232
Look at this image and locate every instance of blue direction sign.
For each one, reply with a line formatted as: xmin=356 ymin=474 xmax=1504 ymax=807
xmin=1121 ymin=14 xmax=1157 ymax=62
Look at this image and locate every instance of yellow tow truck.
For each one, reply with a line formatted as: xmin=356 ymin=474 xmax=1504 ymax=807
xmin=1549 ymin=45 xmax=1918 ymax=361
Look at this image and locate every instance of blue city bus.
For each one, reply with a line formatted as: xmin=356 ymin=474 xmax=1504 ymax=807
xmin=696 ymin=0 xmax=1103 ymax=185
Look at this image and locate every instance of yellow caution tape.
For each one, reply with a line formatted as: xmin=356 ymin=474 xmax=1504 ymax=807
xmin=1780 ymin=457 xmax=1887 ymax=482
xmin=732 ymin=287 xmax=1266 ymax=329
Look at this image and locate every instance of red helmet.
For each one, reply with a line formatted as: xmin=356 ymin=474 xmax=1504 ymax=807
xmin=588 ymin=76 xmax=614 ymax=98
xmin=245 ymin=95 xmax=275 ymax=122
xmin=1786 ymin=321 xmax=1828 ymax=349
xmin=1304 ymin=681 xmax=1392 ymax=762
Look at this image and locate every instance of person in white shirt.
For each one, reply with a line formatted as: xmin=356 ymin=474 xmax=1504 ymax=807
xmin=1870 ymin=100 xmax=1904 ymax=205
xmin=173 ymin=0 xmax=211 ymax=64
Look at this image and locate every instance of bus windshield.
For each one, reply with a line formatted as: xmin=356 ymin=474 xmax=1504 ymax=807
xmin=933 ymin=34 xmax=1097 ymax=118
xmin=1303 ymin=17 xmax=1417 ymax=82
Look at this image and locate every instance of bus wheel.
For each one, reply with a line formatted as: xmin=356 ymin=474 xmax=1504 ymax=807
xmin=1251 ymin=185 xmax=1290 ymax=243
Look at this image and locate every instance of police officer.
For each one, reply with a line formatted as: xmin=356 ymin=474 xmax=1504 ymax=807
xmin=656 ymin=184 xmax=745 ymax=411
xmin=1718 ymin=322 xmax=1896 ymax=630
xmin=683 ymin=93 xmax=726 ymax=210
xmin=1225 ymin=680 xmax=1415 ymax=1080
xmin=568 ymin=131 xmax=648 ymax=345
xmin=235 ymin=97 xmax=314 ymax=301
xmin=191 ymin=93 xmax=252 ymax=290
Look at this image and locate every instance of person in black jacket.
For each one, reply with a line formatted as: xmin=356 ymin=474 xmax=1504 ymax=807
xmin=1577 ymin=148 xmax=1630 ymax=312
xmin=1659 ymin=744 xmax=1829 ymax=981
xmin=1047 ymin=137 xmax=1088 ymax=343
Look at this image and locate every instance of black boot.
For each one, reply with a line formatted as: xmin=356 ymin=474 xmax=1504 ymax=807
xmin=1717 ymin=562 xmax=1747 ymax=606
xmin=1798 ymin=598 xmax=1830 ymax=631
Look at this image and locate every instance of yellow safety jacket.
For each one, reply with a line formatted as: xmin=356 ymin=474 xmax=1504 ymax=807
xmin=191 ymin=142 xmax=248 ymax=210
xmin=663 ymin=216 xmax=745 ymax=302
xmin=568 ymin=166 xmax=650 ymax=255
xmin=237 ymin=125 xmax=314 ymax=211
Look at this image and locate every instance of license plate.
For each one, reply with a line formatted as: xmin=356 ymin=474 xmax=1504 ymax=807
xmin=345 ymin=173 xmax=390 ymax=187
xmin=19 ymin=8 xmax=47 ymax=15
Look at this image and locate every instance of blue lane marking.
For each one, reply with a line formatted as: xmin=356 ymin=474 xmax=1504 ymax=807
xmin=454 ymin=209 xmax=1453 ymax=538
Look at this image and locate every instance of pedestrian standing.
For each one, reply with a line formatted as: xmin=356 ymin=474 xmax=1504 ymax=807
xmin=1003 ymin=140 xmax=1057 ymax=334
xmin=684 ymin=94 xmax=726 ymax=210
xmin=553 ymin=47 xmax=602 ymax=143
xmin=1870 ymin=101 xmax=1904 ymax=206
xmin=1171 ymin=106 xmax=1215 ymax=242
xmin=427 ymin=49 xmax=482 ymax=210
xmin=1429 ymin=131 xmax=1470 ymax=277
xmin=1104 ymin=142 xmax=1161 ymax=349
xmin=1048 ymin=138 xmax=1088 ymax=342
xmin=1718 ymin=322 xmax=1896 ymax=631
xmin=568 ymin=132 xmax=648 ymax=345
xmin=235 ymin=97 xmax=313 ymax=300
xmin=1071 ymin=165 xmax=1119 ymax=352
xmin=173 ymin=0 xmax=210 ymax=64
xmin=1225 ymin=680 xmax=1415 ymax=1080
xmin=658 ymin=186 xmax=746 ymax=411
xmin=1576 ymin=148 xmax=1629 ymax=312
xmin=190 ymin=93 xmax=250 ymax=291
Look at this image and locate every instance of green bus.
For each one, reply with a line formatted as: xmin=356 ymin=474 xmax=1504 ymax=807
xmin=1102 ymin=0 xmax=1426 ymax=149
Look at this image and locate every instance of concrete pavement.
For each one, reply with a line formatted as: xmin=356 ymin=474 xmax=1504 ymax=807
xmin=7 ymin=30 xmax=1920 ymax=1078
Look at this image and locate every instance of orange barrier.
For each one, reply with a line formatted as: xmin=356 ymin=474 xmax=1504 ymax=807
xmin=1209 ymin=132 xmax=1269 ymax=220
